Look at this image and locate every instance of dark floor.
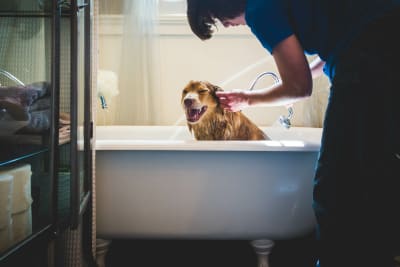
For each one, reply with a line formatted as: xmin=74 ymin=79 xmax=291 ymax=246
xmin=105 ymin=232 xmax=318 ymax=267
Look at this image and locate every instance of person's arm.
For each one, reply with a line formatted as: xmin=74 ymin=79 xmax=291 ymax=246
xmin=216 ymin=34 xmax=312 ymax=111
xmin=309 ymin=56 xmax=325 ymax=79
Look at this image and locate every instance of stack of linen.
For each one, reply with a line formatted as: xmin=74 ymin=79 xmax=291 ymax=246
xmin=0 ymin=164 xmax=33 ymax=252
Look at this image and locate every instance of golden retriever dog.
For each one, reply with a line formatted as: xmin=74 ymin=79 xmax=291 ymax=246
xmin=181 ymin=80 xmax=270 ymax=140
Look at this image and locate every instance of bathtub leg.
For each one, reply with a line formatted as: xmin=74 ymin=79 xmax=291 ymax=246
xmin=250 ymin=239 xmax=274 ymax=267
xmin=96 ymin=238 xmax=112 ymax=267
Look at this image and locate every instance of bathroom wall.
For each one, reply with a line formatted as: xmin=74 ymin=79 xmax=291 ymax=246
xmin=97 ymin=14 xmax=330 ymax=127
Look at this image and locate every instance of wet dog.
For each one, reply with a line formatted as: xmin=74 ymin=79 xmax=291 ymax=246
xmin=181 ymin=80 xmax=269 ymax=140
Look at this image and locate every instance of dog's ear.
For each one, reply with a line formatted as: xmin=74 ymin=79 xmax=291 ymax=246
xmin=203 ymin=81 xmax=224 ymax=109
xmin=204 ymin=81 xmax=223 ymax=103
xmin=204 ymin=81 xmax=223 ymax=93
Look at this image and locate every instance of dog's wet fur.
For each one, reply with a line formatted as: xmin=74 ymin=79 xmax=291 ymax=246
xmin=181 ymin=80 xmax=270 ymax=140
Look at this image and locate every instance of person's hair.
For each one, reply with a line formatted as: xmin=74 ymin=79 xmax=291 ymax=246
xmin=187 ymin=0 xmax=247 ymax=40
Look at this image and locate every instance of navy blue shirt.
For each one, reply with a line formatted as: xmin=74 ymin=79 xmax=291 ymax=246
xmin=245 ymin=0 xmax=400 ymax=80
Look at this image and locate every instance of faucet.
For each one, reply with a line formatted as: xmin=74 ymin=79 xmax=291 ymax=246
xmin=249 ymin=71 xmax=294 ymax=129
xmin=279 ymin=106 xmax=293 ymax=129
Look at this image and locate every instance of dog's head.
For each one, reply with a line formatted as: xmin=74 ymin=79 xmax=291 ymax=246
xmin=181 ymin=80 xmax=223 ymax=124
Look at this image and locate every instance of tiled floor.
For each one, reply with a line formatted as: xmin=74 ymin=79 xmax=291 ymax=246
xmin=104 ymin=232 xmax=317 ymax=267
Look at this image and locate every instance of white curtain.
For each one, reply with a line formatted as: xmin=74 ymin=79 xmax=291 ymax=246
xmin=114 ymin=0 xmax=161 ymax=125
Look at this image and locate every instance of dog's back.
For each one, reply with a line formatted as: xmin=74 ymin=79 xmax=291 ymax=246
xmin=181 ymin=80 xmax=270 ymax=140
xmin=190 ymin=105 xmax=269 ymax=140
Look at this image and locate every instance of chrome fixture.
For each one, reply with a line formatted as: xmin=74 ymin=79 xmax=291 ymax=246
xmin=279 ymin=106 xmax=293 ymax=129
xmin=249 ymin=71 xmax=293 ymax=129
xmin=249 ymin=71 xmax=280 ymax=88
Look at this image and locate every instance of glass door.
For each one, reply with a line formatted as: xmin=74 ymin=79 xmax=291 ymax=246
xmin=0 ymin=0 xmax=56 ymax=261
xmin=0 ymin=0 xmax=93 ymax=264
xmin=70 ymin=0 xmax=91 ymax=230
xmin=56 ymin=0 xmax=91 ymax=231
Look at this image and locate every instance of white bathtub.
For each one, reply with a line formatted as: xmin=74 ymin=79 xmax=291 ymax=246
xmin=95 ymin=125 xmax=322 ymax=241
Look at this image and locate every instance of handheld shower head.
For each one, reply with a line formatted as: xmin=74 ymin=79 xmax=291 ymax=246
xmin=249 ymin=71 xmax=294 ymax=129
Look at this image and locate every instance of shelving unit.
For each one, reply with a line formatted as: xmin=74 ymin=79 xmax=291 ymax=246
xmin=0 ymin=0 xmax=94 ymax=266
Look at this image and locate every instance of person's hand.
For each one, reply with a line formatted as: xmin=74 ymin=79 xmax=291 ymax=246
xmin=216 ymin=90 xmax=250 ymax=112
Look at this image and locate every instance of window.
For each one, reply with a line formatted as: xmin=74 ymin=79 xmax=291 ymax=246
xmin=99 ymin=0 xmax=186 ymax=16
xmin=158 ymin=0 xmax=186 ymax=16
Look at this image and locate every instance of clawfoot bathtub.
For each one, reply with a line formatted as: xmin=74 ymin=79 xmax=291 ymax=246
xmin=95 ymin=125 xmax=322 ymax=266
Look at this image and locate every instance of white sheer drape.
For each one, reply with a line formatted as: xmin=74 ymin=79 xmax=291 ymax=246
xmin=114 ymin=0 xmax=160 ymax=125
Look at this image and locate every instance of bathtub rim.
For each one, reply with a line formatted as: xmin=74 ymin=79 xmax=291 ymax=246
xmin=94 ymin=125 xmax=322 ymax=152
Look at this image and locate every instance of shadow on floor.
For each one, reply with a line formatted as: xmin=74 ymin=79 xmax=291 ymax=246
xmin=105 ymin=232 xmax=317 ymax=267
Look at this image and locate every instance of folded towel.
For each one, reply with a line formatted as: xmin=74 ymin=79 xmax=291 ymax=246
xmin=0 ymin=97 xmax=30 ymax=121
xmin=0 ymin=81 xmax=52 ymax=135
xmin=0 ymin=81 xmax=51 ymax=121
xmin=29 ymin=97 xmax=50 ymax=112
xmin=59 ymin=112 xmax=71 ymax=125
xmin=0 ymin=110 xmax=29 ymax=136
xmin=24 ymin=81 xmax=51 ymax=98
xmin=0 ymin=83 xmax=45 ymax=107
xmin=59 ymin=125 xmax=71 ymax=144
xmin=16 ymin=108 xmax=50 ymax=134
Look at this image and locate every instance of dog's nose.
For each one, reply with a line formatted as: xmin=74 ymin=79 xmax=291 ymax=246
xmin=184 ymin=98 xmax=194 ymax=108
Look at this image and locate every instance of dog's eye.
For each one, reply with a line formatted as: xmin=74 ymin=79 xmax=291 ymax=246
xmin=199 ymin=89 xmax=209 ymax=94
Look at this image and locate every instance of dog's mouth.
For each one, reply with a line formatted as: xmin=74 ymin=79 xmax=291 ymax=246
xmin=185 ymin=106 xmax=208 ymax=123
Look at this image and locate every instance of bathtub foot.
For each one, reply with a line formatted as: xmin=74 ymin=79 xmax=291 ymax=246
xmin=250 ymin=239 xmax=274 ymax=267
xmin=96 ymin=238 xmax=112 ymax=267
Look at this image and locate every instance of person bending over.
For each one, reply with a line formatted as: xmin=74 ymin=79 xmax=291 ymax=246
xmin=186 ymin=0 xmax=400 ymax=266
